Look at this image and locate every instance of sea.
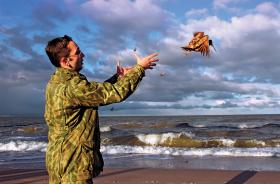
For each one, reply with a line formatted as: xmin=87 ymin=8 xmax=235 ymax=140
xmin=1 ymin=115 xmax=280 ymax=171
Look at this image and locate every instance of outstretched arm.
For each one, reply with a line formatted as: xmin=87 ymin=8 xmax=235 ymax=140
xmin=69 ymin=52 xmax=159 ymax=107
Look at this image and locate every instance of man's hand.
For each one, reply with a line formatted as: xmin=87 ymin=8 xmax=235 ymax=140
xmin=117 ymin=60 xmax=133 ymax=78
xmin=134 ymin=52 xmax=159 ymax=70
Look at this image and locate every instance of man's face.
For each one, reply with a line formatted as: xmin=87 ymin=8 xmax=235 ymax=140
xmin=67 ymin=41 xmax=85 ymax=72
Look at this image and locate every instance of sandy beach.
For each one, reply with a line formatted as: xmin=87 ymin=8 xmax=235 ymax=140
xmin=0 ymin=168 xmax=279 ymax=184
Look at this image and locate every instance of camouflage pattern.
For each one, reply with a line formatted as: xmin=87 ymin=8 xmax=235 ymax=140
xmin=44 ymin=65 xmax=145 ymax=183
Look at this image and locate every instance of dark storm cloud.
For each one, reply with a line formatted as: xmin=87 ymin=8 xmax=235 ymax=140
xmin=31 ymin=0 xmax=70 ymax=30
xmin=126 ymin=64 xmax=249 ymax=102
xmin=0 ymin=0 xmax=98 ymax=116
xmin=195 ymin=92 xmax=235 ymax=100
xmin=0 ymin=26 xmax=52 ymax=72
xmin=101 ymin=99 xmax=239 ymax=111
xmin=80 ymin=0 xmax=175 ymax=53
xmin=215 ymin=29 xmax=280 ymax=83
xmin=0 ymin=22 xmax=55 ymax=115
xmin=0 ymin=53 xmax=50 ymax=116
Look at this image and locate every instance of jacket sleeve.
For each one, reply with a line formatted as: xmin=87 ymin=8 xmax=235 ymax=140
xmin=104 ymin=73 xmax=119 ymax=84
xmin=68 ymin=65 xmax=145 ymax=107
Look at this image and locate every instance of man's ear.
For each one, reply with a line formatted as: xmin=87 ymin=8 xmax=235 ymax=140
xmin=59 ymin=57 xmax=68 ymax=67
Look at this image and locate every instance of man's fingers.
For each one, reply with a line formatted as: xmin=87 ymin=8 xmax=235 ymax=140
xmin=147 ymin=53 xmax=159 ymax=60
xmin=147 ymin=63 xmax=156 ymax=69
xmin=150 ymin=58 xmax=159 ymax=63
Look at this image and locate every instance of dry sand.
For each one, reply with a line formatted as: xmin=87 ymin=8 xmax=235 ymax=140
xmin=0 ymin=168 xmax=279 ymax=184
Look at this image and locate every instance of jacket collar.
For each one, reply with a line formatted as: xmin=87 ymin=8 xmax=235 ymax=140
xmin=52 ymin=67 xmax=79 ymax=81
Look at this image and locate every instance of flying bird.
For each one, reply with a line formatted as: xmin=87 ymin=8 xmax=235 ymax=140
xmin=159 ymin=72 xmax=166 ymax=77
xmin=181 ymin=32 xmax=216 ymax=57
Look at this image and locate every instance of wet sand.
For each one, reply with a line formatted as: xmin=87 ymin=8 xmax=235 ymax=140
xmin=0 ymin=168 xmax=279 ymax=184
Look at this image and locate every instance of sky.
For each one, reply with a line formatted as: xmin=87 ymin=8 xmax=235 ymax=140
xmin=0 ymin=0 xmax=280 ymax=116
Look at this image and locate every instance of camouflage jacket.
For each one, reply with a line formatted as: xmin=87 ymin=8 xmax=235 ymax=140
xmin=44 ymin=65 xmax=145 ymax=182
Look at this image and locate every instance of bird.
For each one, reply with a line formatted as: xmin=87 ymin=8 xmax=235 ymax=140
xmin=159 ymin=72 xmax=166 ymax=77
xmin=181 ymin=32 xmax=216 ymax=57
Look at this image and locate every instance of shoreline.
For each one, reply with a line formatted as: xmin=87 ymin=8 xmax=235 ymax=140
xmin=0 ymin=168 xmax=279 ymax=184
xmin=2 ymin=154 xmax=280 ymax=171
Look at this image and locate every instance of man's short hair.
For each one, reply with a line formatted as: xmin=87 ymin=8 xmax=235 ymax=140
xmin=45 ymin=35 xmax=73 ymax=67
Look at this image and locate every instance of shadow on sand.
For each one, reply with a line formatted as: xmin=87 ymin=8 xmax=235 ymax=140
xmin=226 ymin=170 xmax=257 ymax=184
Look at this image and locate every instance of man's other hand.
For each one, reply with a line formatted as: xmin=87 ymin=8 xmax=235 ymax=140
xmin=117 ymin=60 xmax=133 ymax=78
xmin=134 ymin=52 xmax=159 ymax=70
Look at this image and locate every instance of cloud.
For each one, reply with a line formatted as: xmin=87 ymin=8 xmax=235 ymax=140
xmin=185 ymin=8 xmax=208 ymax=18
xmin=1 ymin=0 xmax=280 ymax=115
xmin=213 ymin=0 xmax=235 ymax=9
xmin=31 ymin=0 xmax=70 ymax=30
xmin=213 ymin=0 xmax=244 ymax=9
xmin=116 ymin=1 xmax=280 ymax=114
xmin=80 ymin=0 xmax=168 ymax=31
xmin=255 ymin=2 xmax=279 ymax=16
xmin=213 ymin=0 xmax=247 ymax=14
xmin=92 ymin=3 xmax=280 ymax=114
xmin=0 ymin=24 xmax=53 ymax=115
xmin=79 ymin=0 xmax=174 ymax=52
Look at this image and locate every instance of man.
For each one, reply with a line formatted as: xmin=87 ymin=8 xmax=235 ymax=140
xmin=44 ymin=35 xmax=158 ymax=184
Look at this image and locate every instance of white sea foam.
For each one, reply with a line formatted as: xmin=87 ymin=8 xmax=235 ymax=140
xmin=1 ymin=140 xmax=279 ymax=158
xmin=100 ymin=126 xmax=111 ymax=132
xmin=6 ymin=136 xmax=37 ymax=140
xmin=101 ymin=145 xmax=280 ymax=157
xmin=250 ymin=140 xmax=266 ymax=146
xmin=191 ymin=124 xmax=206 ymax=128
xmin=0 ymin=141 xmax=47 ymax=152
xmin=215 ymin=139 xmax=266 ymax=147
xmin=136 ymin=132 xmax=194 ymax=146
xmin=238 ymin=123 xmax=264 ymax=129
xmin=135 ymin=133 xmax=270 ymax=147
xmin=218 ymin=139 xmax=235 ymax=147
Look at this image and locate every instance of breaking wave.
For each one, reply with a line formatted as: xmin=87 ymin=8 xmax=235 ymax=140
xmin=100 ymin=126 xmax=112 ymax=132
xmin=0 ymin=141 xmax=47 ymax=152
xmin=134 ymin=132 xmax=280 ymax=148
xmin=176 ymin=123 xmax=280 ymax=129
xmin=101 ymin=145 xmax=280 ymax=157
xmin=1 ymin=139 xmax=280 ymax=158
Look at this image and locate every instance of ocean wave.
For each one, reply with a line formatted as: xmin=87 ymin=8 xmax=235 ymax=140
xmin=136 ymin=132 xmax=194 ymax=146
xmin=176 ymin=122 xmax=280 ymax=130
xmin=5 ymin=136 xmax=47 ymax=141
xmin=0 ymin=122 xmax=43 ymax=128
xmin=135 ymin=133 xmax=280 ymax=148
xmin=100 ymin=126 xmax=112 ymax=132
xmin=101 ymin=145 xmax=280 ymax=157
xmin=0 ymin=141 xmax=47 ymax=152
xmin=1 ymin=137 xmax=280 ymax=153
xmin=17 ymin=127 xmax=40 ymax=133
xmin=2 ymin=142 xmax=280 ymax=158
